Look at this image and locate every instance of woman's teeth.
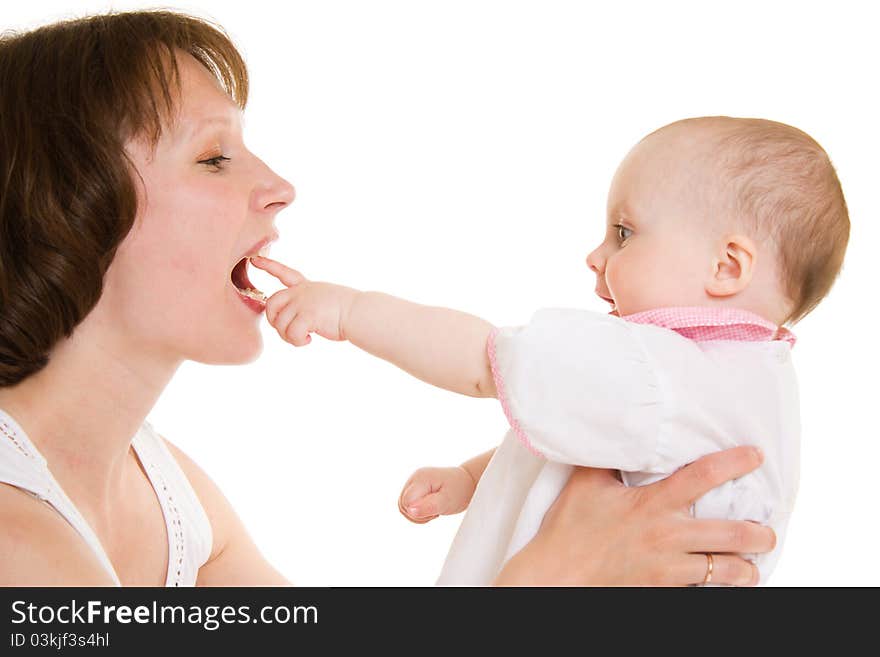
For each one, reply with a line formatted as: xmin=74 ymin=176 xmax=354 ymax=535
xmin=238 ymin=286 xmax=267 ymax=302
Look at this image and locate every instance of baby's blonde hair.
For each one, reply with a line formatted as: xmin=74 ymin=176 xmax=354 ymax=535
xmin=655 ymin=117 xmax=849 ymax=325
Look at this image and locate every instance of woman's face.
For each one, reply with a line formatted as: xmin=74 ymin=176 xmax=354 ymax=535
xmin=102 ymin=52 xmax=295 ymax=366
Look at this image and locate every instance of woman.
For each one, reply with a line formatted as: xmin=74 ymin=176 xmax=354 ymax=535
xmin=0 ymin=10 xmax=772 ymax=586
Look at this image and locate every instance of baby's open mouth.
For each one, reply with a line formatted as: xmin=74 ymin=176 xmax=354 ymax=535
xmin=598 ymin=294 xmax=618 ymax=316
xmin=231 ymin=257 xmax=267 ymax=303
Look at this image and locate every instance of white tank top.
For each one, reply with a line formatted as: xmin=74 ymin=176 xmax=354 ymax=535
xmin=0 ymin=408 xmax=212 ymax=586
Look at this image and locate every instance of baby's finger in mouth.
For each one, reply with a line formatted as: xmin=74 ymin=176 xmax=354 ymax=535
xmin=249 ymin=255 xmax=306 ymax=287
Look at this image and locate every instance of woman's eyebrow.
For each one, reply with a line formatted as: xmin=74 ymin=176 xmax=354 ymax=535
xmin=176 ymin=114 xmax=240 ymax=143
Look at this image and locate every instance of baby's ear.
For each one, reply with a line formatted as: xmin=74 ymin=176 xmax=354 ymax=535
xmin=705 ymin=234 xmax=756 ymax=298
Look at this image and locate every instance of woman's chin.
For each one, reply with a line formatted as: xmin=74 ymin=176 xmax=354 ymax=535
xmin=188 ymin=328 xmax=264 ymax=366
xmin=237 ymin=338 xmax=265 ymax=364
xmin=225 ymin=333 xmax=264 ymax=365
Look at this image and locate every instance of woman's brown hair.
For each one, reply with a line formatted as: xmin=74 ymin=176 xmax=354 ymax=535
xmin=0 ymin=10 xmax=248 ymax=386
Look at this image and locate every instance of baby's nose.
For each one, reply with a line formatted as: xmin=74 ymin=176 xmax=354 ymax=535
xmin=586 ymin=247 xmax=604 ymax=274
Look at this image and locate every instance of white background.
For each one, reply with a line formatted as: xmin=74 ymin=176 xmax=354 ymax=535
xmin=8 ymin=1 xmax=878 ymax=585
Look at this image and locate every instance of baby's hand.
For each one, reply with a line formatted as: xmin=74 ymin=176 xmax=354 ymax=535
xmin=397 ymin=466 xmax=477 ymax=524
xmin=250 ymin=256 xmax=359 ymax=346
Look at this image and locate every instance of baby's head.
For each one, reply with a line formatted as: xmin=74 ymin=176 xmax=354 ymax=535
xmin=587 ymin=116 xmax=849 ymax=325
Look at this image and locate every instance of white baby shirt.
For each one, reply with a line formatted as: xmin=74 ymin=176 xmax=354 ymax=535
xmin=436 ymin=307 xmax=800 ymax=585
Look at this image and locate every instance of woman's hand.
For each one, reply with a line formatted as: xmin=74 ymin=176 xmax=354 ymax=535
xmin=495 ymin=446 xmax=774 ymax=586
xmin=398 ymin=466 xmax=477 ymax=524
xmin=250 ymin=256 xmax=359 ymax=346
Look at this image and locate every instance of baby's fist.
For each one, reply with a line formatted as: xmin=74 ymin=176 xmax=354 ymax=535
xmin=398 ymin=466 xmax=477 ymax=524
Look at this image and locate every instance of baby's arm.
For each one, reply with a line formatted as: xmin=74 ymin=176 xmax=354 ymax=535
xmin=251 ymin=256 xmax=497 ymax=398
xmin=399 ymin=448 xmax=496 ymax=523
xmin=346 ymin=292 xmax=497 ymax=397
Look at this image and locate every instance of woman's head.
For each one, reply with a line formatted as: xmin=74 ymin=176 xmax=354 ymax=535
xmin=0 ymin=10 xmax=294 ymax=386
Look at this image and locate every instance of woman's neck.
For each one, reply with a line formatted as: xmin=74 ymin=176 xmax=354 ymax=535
xmin=0 ymin=306 xmax=180 ymax=510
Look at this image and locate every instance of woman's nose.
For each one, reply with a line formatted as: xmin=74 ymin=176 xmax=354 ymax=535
xmin=253 ymin=161 xmax=296 ymax=213
xmin=271 ymin=177 xmax=296 ymax=211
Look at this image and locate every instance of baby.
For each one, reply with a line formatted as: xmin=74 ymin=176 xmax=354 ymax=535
xmin=252 ymin=116 xmax=849 ymax=585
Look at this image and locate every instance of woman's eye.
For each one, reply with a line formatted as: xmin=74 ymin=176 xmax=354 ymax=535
xmin=615 ymin=224 xmax=632 ymax=242
xmin=199 ymin=155 xmax=231 ymax=170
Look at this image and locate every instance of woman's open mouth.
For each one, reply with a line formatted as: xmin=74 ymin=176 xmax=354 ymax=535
xmin=231 ymin=257 xmax=267 ymax=305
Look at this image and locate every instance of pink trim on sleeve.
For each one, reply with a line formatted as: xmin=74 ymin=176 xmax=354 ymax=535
xmin=487 ymin=327 xmax=545 ymax=458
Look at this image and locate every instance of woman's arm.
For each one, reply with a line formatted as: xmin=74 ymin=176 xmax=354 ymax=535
xmin=251 ymin=256 xmax=497 ymax=398
xmin=163 ymin=439 xmax=291 ymax=586
xmin=496 ymin=446 xmax=774 ymax=586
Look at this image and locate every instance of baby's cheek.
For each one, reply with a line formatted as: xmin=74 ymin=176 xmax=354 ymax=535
xmin=604 ymin=258 xmax=629 ymax=304
xmin=609 ymin=249 xmax=674 ymax=314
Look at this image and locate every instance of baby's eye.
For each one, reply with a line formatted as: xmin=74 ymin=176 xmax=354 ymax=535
xmin=199 ymin=155 xmax=231 ymax=171
xmin=615 ymin=224 xmax=633 ymax=242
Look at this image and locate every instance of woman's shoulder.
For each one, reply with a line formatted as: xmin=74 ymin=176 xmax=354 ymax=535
xmin=157 ymin=436 xmax=289 ymax=585
xmin=0 ymin=483 xmax=115 ymax=585
xmin=154 ymin=436 xmax=229 ymax=565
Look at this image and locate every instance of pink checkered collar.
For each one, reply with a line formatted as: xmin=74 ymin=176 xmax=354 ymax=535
xmin=619 ymin=306 xmax=796 ymax=347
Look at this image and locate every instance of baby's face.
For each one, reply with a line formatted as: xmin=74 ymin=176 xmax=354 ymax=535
xmin=587 ymin=130 xmax=719 ymax=317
